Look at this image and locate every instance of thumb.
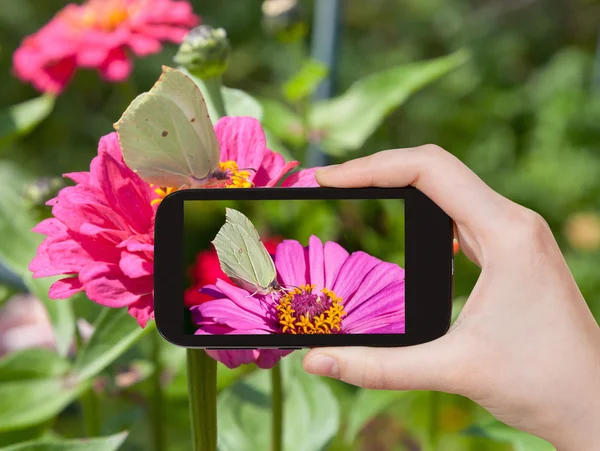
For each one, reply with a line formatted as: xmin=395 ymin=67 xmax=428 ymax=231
xmin=302 ymin=335 xmax=463 ymax=393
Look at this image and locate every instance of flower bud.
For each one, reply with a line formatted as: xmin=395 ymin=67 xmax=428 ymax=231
xmin=261 ymin=0 xmax=306 ymax=42
xmin=174 ymin=25 xmax=230 ymax=79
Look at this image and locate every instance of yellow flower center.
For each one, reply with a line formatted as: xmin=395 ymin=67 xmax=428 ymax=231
xmin=150 ymin=186 xmax=177 ymax=206
xmin=149 ymin=160 xmax=254 ymax=205
xmin=276 ymin=284 xmax=346 ymax=334
xmin=68 ymin=0 xmax=140 ymax=32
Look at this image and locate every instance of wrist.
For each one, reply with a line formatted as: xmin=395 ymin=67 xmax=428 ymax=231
xmin=549 ymin=384 xmax=600 ymax=451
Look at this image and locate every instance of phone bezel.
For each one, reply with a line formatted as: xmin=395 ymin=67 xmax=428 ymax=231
xmin=155 ymin=187 xmax=453 ymax=348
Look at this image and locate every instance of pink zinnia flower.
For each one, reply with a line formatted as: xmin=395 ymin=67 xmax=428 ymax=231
xmin=192 ymin=236 xmax=406 ymax=338
xmin=13 ymin=0 xmax=199 ymax=94
xmin=30 ymin=116 xmax=316 ymax=368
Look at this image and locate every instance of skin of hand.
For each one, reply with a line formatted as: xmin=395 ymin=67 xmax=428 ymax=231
xmin=303 ymin=145 xmax=600 ymax=451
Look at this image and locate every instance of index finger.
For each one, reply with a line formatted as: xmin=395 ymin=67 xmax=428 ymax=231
xmin=316 ymin=145 xmax=510 ymax=237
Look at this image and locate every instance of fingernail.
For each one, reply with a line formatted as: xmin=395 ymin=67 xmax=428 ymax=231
xmin=304 ymin=354 xmax=340 ymax=379
xmin=316 ymin=164 xmax=340 ymax=176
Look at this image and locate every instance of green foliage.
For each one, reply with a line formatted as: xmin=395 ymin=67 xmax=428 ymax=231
xmin=344 ymin=389 xmax=411 ymax=444
xmin=74 ymin=309 xmax=155 ymax=382
xmin=282 ymin=60 xmax=328 ymax=102
xmin=178 ymin=68 xmax=264 ymax=122
xmin=0 ymin=95 xmax=55 ymax=146
xmin=217 ymin=354 xmax=339 ymax=451
xmin=0 ymin=432 xmax=128 ymax=451
xmin=0 ymin=0 xmax=598 ymax=450
xmin=310 ymin=50 xmax=470 ymax=155
xmin=0 ymin=349 xmax=70 ymax=382
xmin=465 ymin=420 xmax=554 ymax=451
xmin=0 ymin=360 xmax=88 ymax=432
xmin=0 ymin=162 xmax=74 ymax=356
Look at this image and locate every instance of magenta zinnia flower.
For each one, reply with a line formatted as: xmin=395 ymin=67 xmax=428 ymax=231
xmin=13 ymin=0 xmax=199 ymax=94
xmin=30 ymin=117 xmax=317 ymax=335
xmin=192 ymin=236 xmax=406 ymax=339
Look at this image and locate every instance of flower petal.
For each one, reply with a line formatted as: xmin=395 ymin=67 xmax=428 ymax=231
xmin=323 ymin=241 xmax=349 ymax=288
xmin=281 ymin=168 xmax=319 ymax=187
xmin=79 ymin=263 xmax=148 ymax=308
xmin=48 ymin=276 xmax=84 ymax=299
xmin=343 ymin=261 xmax=405 ymax=315
xmin=275 ymin=240 xmax=308 ymax=287
xmin=128 ymin=294 xmax=155 ymax=328
xmin=215 ymin=117 xmax=267 ymax=175
xmin=120 ymin=251 xmax=153 ymax=278
xmin=308 ymin=235 xmax=325 ymax=289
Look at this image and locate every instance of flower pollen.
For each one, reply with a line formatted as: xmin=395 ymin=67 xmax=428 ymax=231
xmin=218 ymin=161 xmax=253 ymax=188
xmin=150 ymin=185 xmax=177 ymax=206
xmin=276 ymin=284 xmax=346 ymax=334
xmin=149 ymin=161 xmax=253 ymax=205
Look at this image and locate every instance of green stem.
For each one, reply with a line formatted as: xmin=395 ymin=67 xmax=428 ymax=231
xmin=425 ymin=391 xmax=441 ymax=451
xmin=150 ymin=330 xmax=167 ymax=451
xmin=271 ymin=362 xmax=283 ymax=451
xmin=74 ymin=324 xmax=102 ymax=437
xmin=187 ymin=349 xmax=218 ymax=451
xmin=201 ymin=76 xmax=228 ymax=119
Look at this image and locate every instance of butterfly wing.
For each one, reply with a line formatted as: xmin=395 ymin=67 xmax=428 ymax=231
xmin=212 ymin=208 xmax=278 ymax=294
xmin=114 ymin=66 xmax=221 ymax=188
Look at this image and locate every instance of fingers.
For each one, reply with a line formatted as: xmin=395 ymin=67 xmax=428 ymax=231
xmin=316 ymin=146 xmax=510 ymax=240
xmin=303 ymin=336 xmax=464 ymax=393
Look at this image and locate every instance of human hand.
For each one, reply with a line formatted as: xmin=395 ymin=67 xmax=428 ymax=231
xmin=303 ymin=145 xmax=600 ymax=451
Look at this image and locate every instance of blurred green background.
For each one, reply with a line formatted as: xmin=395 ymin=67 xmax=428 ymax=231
xmin=0 ymin=0 xmax=599 ymax=450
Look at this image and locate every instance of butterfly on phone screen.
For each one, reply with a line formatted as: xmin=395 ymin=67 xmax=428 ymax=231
xmin=212 ymin=208 xmax=282 ymax=296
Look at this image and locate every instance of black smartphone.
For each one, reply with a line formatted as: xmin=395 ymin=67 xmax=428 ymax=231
xmin=154 ymin=187 xmax=453 ymax=349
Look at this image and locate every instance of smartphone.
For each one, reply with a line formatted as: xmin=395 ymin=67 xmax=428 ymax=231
xmin=154 ymin=187 xmax=453 ymax=349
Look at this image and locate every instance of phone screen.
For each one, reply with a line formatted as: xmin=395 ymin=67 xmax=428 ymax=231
xmin=183 ymin=199 xmax=405 ymax=336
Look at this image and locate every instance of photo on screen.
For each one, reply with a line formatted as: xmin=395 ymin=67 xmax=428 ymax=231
xmin=183 ymin=199 xmax=405 ymax=335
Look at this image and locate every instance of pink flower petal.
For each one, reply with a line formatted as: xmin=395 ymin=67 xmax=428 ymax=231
xmin=128 ymin=34 xmax=162 ymax=56
xmin=308 ymin=235 xmax=325 ymax=290
xmin=128 ymin=294 xmax=155 ymax=328
xmin=120 ymin=251 xmax=153 ymax=278
xmin=49 ymin=276 xmax=84 ymax=299
xmin=323 ymin=241 xmax=349 ymax=288
xmin=192 ymin=299 xmax=276 ymax=332
xmin=98 ymin=47 xmax=133 ymax=82
xmin=331 ymin=251 xmax=381 ymax=301
xmin=275 ymin=240 xmax=308 ymax=287
xmin=79 ymin=263 xmax=147 ymax=308
xmin=342 ymin=261 xmax=405 ymax=315
xmin=215 ymin=117 xmax=268 ymax=175
xmin=281 ymin=168 xmax=319 ymax=187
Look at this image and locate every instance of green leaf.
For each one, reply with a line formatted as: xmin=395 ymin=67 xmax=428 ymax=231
xmin=0 ymin=95 xmax=55 ymax=145
xmin=0 ymin=163 xmax=38 ymax=275
xmin=0 ymin=349 xmax=70 ymax=383
xmin=0 ymin=162 xmax=74 ymax=356
xmin=218 ymin=356 xmax=339 ymax=451
xmin=310 ymin=50 xmax=470 ymax=155
xmin=282 ymin=60 xmax=328 ymax=102
xmin=74 ymin=308 xmax=156 ymax=381
xmin=177 ymin=67 xmax=263 ymax=122
xmin=0 ymin=378 xmax=88 ymax=433
xmin=222 ymin=87 xmax=264 ymax=121
xmin=464 ymin=421 xmax=554 ymax=451
xmin=344 ymin=388 xmax=411 ymax=443
xmin=260 ymin=99 xmax=305 ymax=147
xmin=0 ymin=432 xmax=128 ymax=451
